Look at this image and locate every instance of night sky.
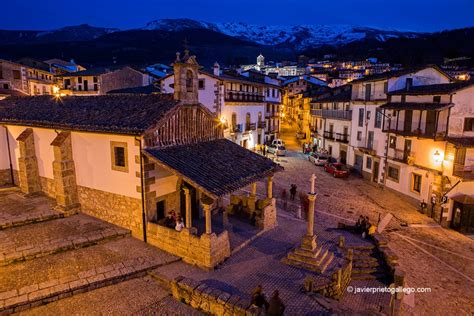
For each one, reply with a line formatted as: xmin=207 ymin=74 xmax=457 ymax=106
xmin=2 ymin=0 xmax=473 ymax=32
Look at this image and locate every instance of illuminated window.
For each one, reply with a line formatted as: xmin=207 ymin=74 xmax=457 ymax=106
xmin=388 ymin=165 xmax=399 ymax=182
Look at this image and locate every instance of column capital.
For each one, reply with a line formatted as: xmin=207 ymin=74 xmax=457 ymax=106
xmin=307 ymin=193 xmax=317 ymax=201
xmin=182 ymin=187 xmax=190 ymax=195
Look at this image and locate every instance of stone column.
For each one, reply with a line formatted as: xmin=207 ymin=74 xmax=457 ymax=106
xmin=307 ymin=193 xmax=316 ymax=237
xmin=251 ymin=182 xmax=257 ymax=197
xmin=16 ymin=128 xmax=41 ymax=195
xmin=201 ymin=199 xmax=213 ymax=234
xmin=183 ymin=187 xmax=192 ymax=228
xmin=267 ymin=176 xmax=273 ymax=199
xmin=51 ymin=132 xmax=80 ymax=213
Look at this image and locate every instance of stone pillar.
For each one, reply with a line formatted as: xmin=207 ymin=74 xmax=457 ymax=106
xmin=16 ymin=128 xmax=41 ymax=195
xmin=183 ymin=187 xmax=192 ymax=228
xmin=201 ymin=199 xmax=213 ymax=234
xmin=307 ymin=193 xmax=316 ymax=237
xmin=51 ymin=132 xmax=80 ymax=213
xmin=251 ymin=182 xmax=257 ymax=197
xmin=267 ymin=176 xmax=273 ymax=199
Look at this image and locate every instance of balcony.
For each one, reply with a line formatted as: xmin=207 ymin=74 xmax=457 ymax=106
xmin=324 ymin=131 xmax=335 ymax=140
xmin=225 ymin=91 xmax=265 ymax=103
xmin=389 ymin=149 xmax=415 ymax=164
xmin=257 ymin=121 xmax=266 ymax=129
xmin=356 ymin=139 xmax=378 ymax=155
xmin=230 ymin=124 xmax=242 ymax=133
xmin=335 ymin=133 xmax=350 ymax=143
xmin=453 ymin=164 xmax=474 ymax=180
xmin=310 ymin=109 xmax=352 ymax=120
xmin=245 ymin=123 xmax=257 ymax=131
xmin=265 ymin=111 xmax=280 ymax=118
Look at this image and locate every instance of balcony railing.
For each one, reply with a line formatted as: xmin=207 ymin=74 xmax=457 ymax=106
xmin=324 ymin=131 xmax=335 ymax=140
xmin=453 ymin=164 xmax=474 ymax=180
xmin=335 ymin=133 xmax=350 ymax=143
xmin=231 ymin=124 xmax=242 ymax=133
xmin=356 ymin=138 xmax=378 ymax=155
xmin=310 ymin=109 xmax=352 ymax=120
xmin=389 ymin=149 xmax=415 ymax=164
xmin=225 ymin=92 xmax=265 ymax=102
xmin=258 ymin=121 xmax=266 ymax=129
xmin=245 ymin=123 xmax=257 ymax=131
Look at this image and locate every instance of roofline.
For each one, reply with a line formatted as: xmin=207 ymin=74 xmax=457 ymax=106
xmin=0 ymin=122 xmax=143 ymax=136
xmin=350 ymin=65 xmax=454 ymax=84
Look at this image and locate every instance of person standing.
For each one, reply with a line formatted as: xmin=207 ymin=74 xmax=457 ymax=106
xmin=267 ymin=290 xmax=285 ymax=316
xmin=289 ymin=184 xmax=297 ymax=201
xmin=251 ymin=285 xmax=269 ymax=310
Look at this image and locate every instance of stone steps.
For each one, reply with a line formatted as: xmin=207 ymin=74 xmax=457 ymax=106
xmin=0 ymin=226 xmax=130 ymax=266
xmin=351 ymin=246 xmax=389 ymax=281
xmin=0 ymin=212 xmax=64 ymax=231
xmin=0 ymin=237 xmax=181 ymax=314
xmin=285 ymin=245 xmax=334 ymax=273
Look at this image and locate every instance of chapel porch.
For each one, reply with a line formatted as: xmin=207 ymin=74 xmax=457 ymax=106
xmin=142 ymin=139 xmax=282 ymax=269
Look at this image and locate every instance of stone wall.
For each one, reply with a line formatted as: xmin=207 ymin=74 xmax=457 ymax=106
xmin=39 ymin=176 xmax=56 ymax=199
xmin=229 ymin=195 xmax=278 ymax=231
xmin=147 ymin=222 xmax=231 ymax=269
xmin=171 ymin=276 xmax=263 ymax=315
xmin=0 ymin=169 xmax=12 ymax=186
xmin=77 ymin=186 xmax=143 ymax=239
xmin=309 ymin=259 xmax=352 ymax=300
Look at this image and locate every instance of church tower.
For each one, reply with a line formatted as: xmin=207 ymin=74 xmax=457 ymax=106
xmin=257 ymin=54 xmax=265 ymax=70
xmin=173 ymin=50 xmax=201 ymax=105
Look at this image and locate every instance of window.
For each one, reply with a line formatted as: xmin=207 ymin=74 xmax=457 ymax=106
xmin=388 ymin=165 xmax=399 ymax=182
xmin=328 ymin=145 xmax=332 ymax=156
xmin=358 ymin=108 xmax=364 ymax=127
xmin=357 ymin=131 xmax=362 ymax=141
xmin=93 ymin=76 xmax=98 ymax=83
xmin=94 ymin=84 xmax=98 ymax=91
xmin=365 ymin=84 xmax=371 ymax=101
xmin=366 ymin=111 xmax=371 ymax=120
xmin=412 ymin=174 xmax=422 ymax=193
xmin=433 ymin=96 xmax=441 ymax=103
xmin=389 ymin=136 xmax=397 ymax=149
xmin=3 ymin=83 xmax=8 ymax=89
xmin=65 ymin=79 xmax=71 ymax=87
xmin=463 ymin=118 xmax=474 ymax=131
xmin=198 ymin=79 xmax=205 ymax=90
xmin=110 ymin=141 xmax=128 ymax=172
xmin=78 ymin=77 xmax=82 ymax=83
xmin=375 ymin=110 xmax=382 ymax=128
xmin=367 ymin=131 xmax=374 ymax=149
xmin=186 ymin=70 xmax=193 ymax=92
xmin=366 ymin=157 xmax=372 ymax=169
xmin=12 ymin=70 xmax=21 ymax=80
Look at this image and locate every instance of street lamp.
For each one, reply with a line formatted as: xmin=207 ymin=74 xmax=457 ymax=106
xmin=433 ymin=150 xmax=443 ymax=164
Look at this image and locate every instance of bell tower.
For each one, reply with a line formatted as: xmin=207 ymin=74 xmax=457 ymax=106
xmin=173 ymin=50 xmax=200 ymax=105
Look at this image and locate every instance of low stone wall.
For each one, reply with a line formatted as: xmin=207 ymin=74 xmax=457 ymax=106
xmin=171 ymin=276 xmax=263 ymax=315
xmin=229 ymin=195 xmax=277 ymax=231
xmin=39 ymin=176 xmax=55 ymax=199
xmin=77 ymin=186 xmax=143 ymax=239
xmin=147 ymin=223 xmax=231 ymax=270
xmin=257 ymin=198 xmax=277 ymax=230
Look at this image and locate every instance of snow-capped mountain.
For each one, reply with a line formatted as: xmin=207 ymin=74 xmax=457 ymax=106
xmin=143 ymin=18 xmax=420 ymax=49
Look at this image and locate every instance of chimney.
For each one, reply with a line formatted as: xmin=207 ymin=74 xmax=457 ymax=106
xmin=213 ymin=62 xmax=220 ymax=76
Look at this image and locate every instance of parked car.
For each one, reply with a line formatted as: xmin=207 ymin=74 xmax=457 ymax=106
xmin=271 ymin=139 xmax=285 ymax=146
xmin=324 ymin=163 xmax=350 ymax=178
xmin=309 ymin=153 xmax=329 ymax=166
xmin=296 ymin=130 xmax=306 ymax=139
xmin=267 ymin=144 xmax=287 ymax=156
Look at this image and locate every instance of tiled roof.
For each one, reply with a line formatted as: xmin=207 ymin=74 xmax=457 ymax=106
xmin=446 ymin=137 xmax=474 ymax=148
xmin=379 ymin=102 xmax=453 ymax=111
xmin=107 ymin=84 xmax=161 ymax=95
xmin=315 ymin=90 xmax=352 ymax=103
xmin=55 ymin=67 xmax=109 ymax=77
xmin=145 ymin=139 xmax=283 ymax=197
xmin=0 ymin=94 xmax=178 ymax=135
xmin=388 ymin=81 xmax=474 ymax=95
xmin=350 ymin=66 xmax=451 ymax=84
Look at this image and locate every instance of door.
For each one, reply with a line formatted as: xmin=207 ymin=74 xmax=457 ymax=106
xmin=404 ymin=110 xmax=413 ymax=133
xmin=425 ymin=111 xmax=437 ymax=136
xmin=403 ymin=139 xmax=412 ymax=162
xmin=340 ymin=150 xmax=347 ymax=164
xmin=452 ymin=202 xmax=474 ymax=233
xmin=354 ymin=154 xmax=363 ymax=174
xmin=83 ymin=80 xmax=89 ymax=91
xmin=156 ymin=200 xmax=165 ymax=222
xmin=373 ymin=161 xmax=379 ymax=183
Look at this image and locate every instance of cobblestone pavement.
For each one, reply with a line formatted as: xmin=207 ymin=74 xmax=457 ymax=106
xmin=153 ymin=214 xmax=392 ymax=315
xmin=256 ymin=121 xmax=474 ymax=315
xmin=18 ymin=276 xmax=201 ymax=316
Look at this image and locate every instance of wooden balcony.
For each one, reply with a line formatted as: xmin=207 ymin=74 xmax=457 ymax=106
xmin=389 ymin=149 xmax=415 ymax=164
xmin=225 ymin=92 xmax=264 ymax=103
xmin=335 ymin=133 xmax=350 ymax=143
xmin=324 ymin=131 xmax=335 ymax=140
xmin=310 ymin=109 xmax=352 ymax=120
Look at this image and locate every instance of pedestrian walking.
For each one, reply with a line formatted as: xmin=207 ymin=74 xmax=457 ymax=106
xmin=251 ymin=285 xmax=269 ymax=310
xmin=267 ymin=290 xmax=285 ymax=316
xmin=289 ymin=184 xmax=297 ymax=201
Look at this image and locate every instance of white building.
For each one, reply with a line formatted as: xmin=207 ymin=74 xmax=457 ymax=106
xmin=160 ymin=63 xmax=282 ymax=149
